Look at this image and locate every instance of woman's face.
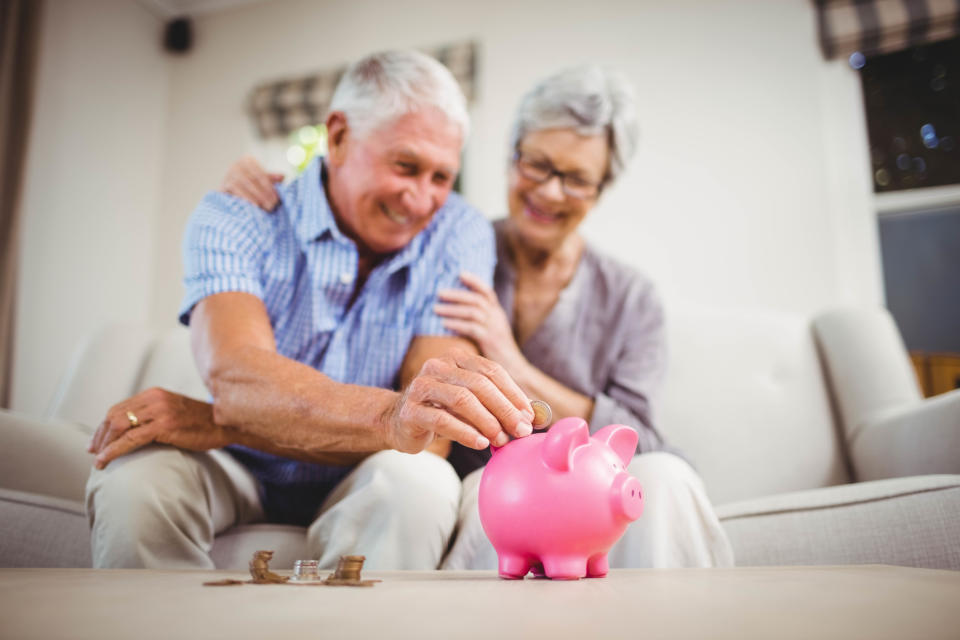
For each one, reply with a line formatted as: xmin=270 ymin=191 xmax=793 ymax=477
xmin=507 ymin=128 xmax=609 ymax=251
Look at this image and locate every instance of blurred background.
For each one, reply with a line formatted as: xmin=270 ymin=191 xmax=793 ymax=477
xmin=2 ymin=0 xmax=958 ymax=415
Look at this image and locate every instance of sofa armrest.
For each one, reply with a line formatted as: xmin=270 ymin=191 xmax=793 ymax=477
xmin=812 ymin=307 xmax=922 ymax=442
xmin=718 ymin=475 xmax=960 ymax=569
xmin=850 ymin=388 xmax=960 ymax=482
xmin=0 ymin=410 xmax=93 ymax=502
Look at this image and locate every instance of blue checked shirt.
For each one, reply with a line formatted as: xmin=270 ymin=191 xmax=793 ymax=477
xmin=179 ymin=158 xmax=496 ymax=524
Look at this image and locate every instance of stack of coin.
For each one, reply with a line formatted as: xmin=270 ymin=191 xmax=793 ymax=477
xmin=333 ymin=555 xmax=366 ymax=580
xmin=531 ymin=400 xmax=553 ymax=429
xmin=292 ymin=559 xmax=320 ymax=581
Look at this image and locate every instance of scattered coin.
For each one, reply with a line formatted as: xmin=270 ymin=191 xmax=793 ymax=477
xmin=203 ymin=579 xmax=245 ymax=586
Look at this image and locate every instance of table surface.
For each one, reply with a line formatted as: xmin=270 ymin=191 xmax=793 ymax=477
xmin=2 ymin=565 xmax=959 ymax=639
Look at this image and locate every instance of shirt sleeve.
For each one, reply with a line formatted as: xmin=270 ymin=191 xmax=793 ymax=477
xmin=588 ymin=281 xmax=669 ymax=455
xmin=413 ymin=206 xmax=496 ymax=337
xmin=179 ymin=192 xmax=271 ymax=326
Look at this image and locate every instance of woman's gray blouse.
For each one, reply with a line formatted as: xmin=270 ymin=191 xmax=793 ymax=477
xmin=493 ymin=220 xmax=667 ymax=454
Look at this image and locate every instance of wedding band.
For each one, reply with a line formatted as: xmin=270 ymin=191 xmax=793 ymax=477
xmin=126 ymin=411 xmax=140 ymax=428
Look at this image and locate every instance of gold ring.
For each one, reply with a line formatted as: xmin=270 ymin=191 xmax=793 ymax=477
xmin=126 ymin=411 xmax=140 ymax=428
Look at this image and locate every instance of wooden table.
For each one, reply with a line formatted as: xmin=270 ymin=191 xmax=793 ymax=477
xmin=2 ymin=565 xmax=959 ymax=639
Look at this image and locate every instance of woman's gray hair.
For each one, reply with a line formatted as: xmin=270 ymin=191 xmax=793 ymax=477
xmin=510 ymin=66 xmax=639 ymax=186
xmin=329 ymin=50 xmax=470 ymax=140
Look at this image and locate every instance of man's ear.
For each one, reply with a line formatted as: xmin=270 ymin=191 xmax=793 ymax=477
xmin=325 ymin=111 xmax=349 ymax=167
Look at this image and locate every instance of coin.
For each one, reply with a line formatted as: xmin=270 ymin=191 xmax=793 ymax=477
xmin=530 ymin=400 xmax=553 ymax=428
xmin=291 ymin=559 xmax=320 ymax=581
xmin=332 ymin=555 xmax=366 ymax=580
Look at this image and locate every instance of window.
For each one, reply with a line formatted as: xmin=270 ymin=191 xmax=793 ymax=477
xmin=857 ymin=36 xmax=960 ymax=396
xmin=858 ymin=36 xmax=960 ymax=192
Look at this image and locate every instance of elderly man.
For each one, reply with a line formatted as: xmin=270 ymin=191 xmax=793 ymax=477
xmin=85 ymin=50 xmax=534 ymax=570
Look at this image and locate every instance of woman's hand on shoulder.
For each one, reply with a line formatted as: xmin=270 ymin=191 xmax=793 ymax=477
xmin=220 ymin=154 xmax=284 ymax=211
xmin=435 ymin=272 xmax=528 ymax=379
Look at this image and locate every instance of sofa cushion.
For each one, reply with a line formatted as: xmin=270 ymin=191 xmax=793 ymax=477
xmin=660 ymin=303 xmax=850 ymax=504
xmin=0 ymin=488 xmax=91 ymax=568
xmin=717 ymin=475 xmax=960 ymax=570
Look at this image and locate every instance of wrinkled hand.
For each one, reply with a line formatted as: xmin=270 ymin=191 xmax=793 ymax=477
xmin=384 ymin=351 xmax=533 ymax=453
xmin=87 ymin=388 xmax=231 ymax=469
xmin=220 ymin=154 xmax=284 ymax=211
xmin=435 ymin=272 xmax=527 ymax=375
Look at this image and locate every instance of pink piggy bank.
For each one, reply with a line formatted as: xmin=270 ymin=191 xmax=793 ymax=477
xmin=478 ymin=416 xmax=644 ymax=580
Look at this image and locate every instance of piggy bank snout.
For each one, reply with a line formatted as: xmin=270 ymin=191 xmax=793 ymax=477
xmin=612 ymin=473 xmax=644 ymax=521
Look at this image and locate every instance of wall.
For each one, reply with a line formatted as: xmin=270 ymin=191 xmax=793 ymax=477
xmin=150 ymin=0 xmax=881 ymax=322
xmin=11 ymin=0 xmax=170 ymax=414
xmin=12 ymin=0 xmax=883 ymax=414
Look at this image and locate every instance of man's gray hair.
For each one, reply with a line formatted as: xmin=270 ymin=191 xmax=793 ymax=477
xmin=510 ymin=66 xmax=639 ymax=185
xmin=329 ymin=50 xmax=470 ymax=140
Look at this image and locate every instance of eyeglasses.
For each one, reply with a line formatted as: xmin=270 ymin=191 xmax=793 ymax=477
xmin=513 ymin=151 xmax=604 ymax=200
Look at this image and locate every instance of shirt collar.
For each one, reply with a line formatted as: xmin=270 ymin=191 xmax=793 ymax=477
xmin=382 ymin=222 xmax=427 ymax=275
xmin=287 ymin=157 xmax=340 ymax=249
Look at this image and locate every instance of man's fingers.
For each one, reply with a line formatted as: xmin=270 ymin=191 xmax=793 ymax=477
xmin=94 ymin=428 xmax=154 ymax=470
xmin=410 ymin=377 xmax=508 ymax=446
xmin=90 ymin=400 xmax=156 ymax=454
xmin=90 ymin=412 xmax=127 ymax=454
xmin=449 ymin=352 xmax=533 ymax=427
xmin=429 ymin=412 xmax=492 ymax=450
xmin=404 ymin=402 xmax=491 ymax=451
xmin=422 ymin=358 xmax=531 ymax=440
xmin=267 ymin=172 xmax=285 ymax=183
xmin=88 ymin=421 xmax=107 ymax=453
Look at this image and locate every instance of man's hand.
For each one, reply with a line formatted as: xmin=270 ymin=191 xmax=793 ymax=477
xmin=383 ymin=351 xmax=534 ymax=453
xmin=87 ymin=388 xmax=230 ymax=470
xmin=221 ymin=155 xmax=284 ymax=211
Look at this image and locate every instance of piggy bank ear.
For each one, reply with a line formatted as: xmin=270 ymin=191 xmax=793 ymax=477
xmin=542 ymin=417 xmax=591 ymax=471
xmin=593 ymin=424 xmax=638 ymax=466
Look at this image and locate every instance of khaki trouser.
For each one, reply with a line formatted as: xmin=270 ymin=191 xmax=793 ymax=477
xmin=86 ymin=445 xmax=461 ymax=570
xmin=441 ymin=451 xmax=735 ymax=570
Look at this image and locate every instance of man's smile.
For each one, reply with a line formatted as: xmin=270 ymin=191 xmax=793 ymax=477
xmin=381 ymin=202 xmax=412 ymax=226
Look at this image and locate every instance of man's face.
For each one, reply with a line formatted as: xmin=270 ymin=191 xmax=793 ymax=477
xmin=326 ymin=107 xmax=463 ymax=256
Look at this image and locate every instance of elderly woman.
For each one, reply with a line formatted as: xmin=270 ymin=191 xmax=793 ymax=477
xmin=224 ymin=66 xmax=734 ymax=570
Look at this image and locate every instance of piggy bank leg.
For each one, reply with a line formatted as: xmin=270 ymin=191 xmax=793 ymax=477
xmin=530 ymin=561 xmax=546 ymax=578
xmin=586 ymin=553 xmax=609 ymax=578
xmin=498 ymin=554 xmax=532 ymax=580
xmin=542 ymin=556 xmax=588 ymax=580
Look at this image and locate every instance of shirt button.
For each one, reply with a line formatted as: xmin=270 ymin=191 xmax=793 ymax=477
xmin=339 ymin=272 xmax=354 ymax=285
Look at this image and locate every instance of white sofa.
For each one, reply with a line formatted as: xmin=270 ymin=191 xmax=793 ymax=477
xmin=2 ymin=304 xmax=959 ymax=570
